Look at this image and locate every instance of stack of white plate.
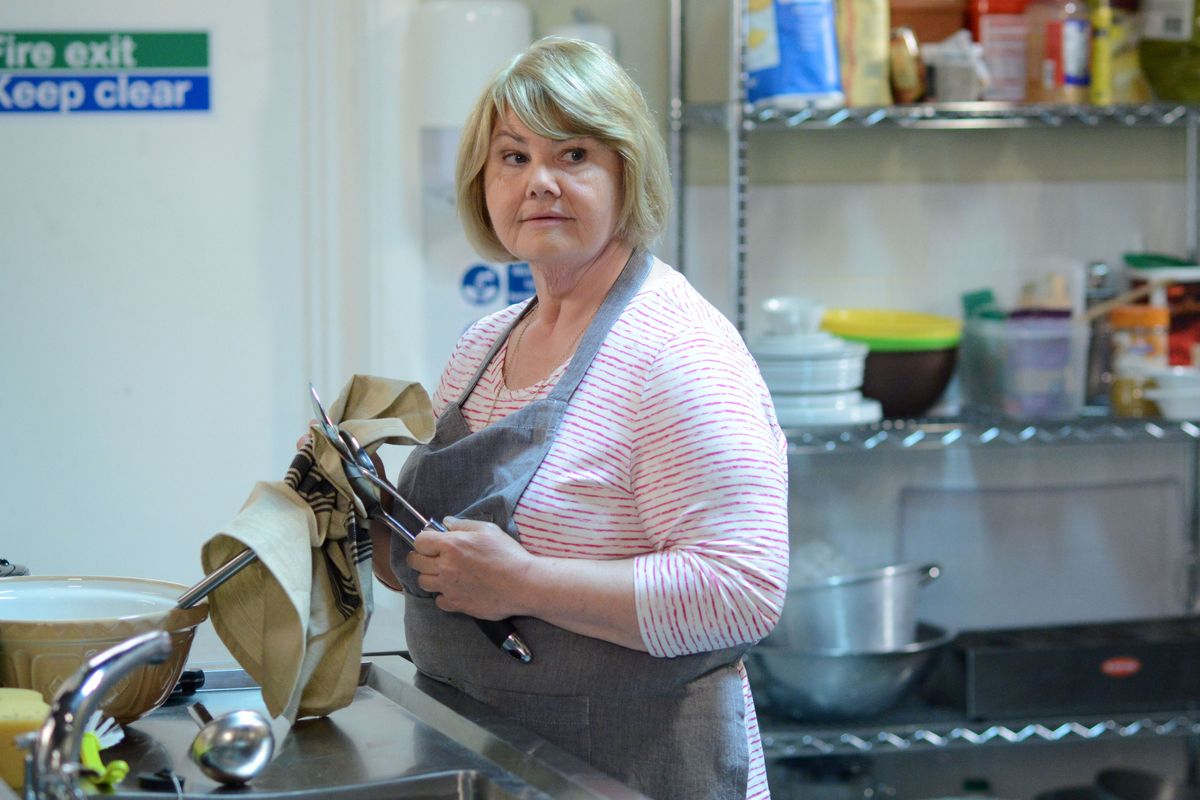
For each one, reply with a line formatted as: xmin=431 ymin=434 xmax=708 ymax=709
xmin=752 ymin=331 xmax=883 ymax=428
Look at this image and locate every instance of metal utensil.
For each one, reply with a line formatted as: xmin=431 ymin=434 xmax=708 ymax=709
xmin=308 ymin=383 xmax=447 ymax=533
xmin=187 ymin=701 xmax=274 ymax=786
xmin=308 ymin=383 xmax=533 ymax=664
xmin=175 ymin=549 xmax=258 ymax=609
xmin=339 ymin=428 xmax=448 ymax=533
xmin=340 ymin=455 xmax=418 ymax=548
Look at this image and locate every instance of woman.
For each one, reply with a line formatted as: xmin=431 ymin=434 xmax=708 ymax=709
xmin=384 ymin=37 xmax=789 ymax=800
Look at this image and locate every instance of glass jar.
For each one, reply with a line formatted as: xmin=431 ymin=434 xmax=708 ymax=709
xmin=1109 ymin=304 xmax=1169 ymax=417
xmin=1025 ymin=0 xmax=1092 ymax=102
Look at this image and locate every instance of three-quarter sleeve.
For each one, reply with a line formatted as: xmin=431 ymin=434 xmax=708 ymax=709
xmin=630 ymin=327 xmax=790 ymax=658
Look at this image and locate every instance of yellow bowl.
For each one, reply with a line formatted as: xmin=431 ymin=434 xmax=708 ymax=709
xmin=0 ymin=576 xmax=208 ymax=724
xmin=821 ymin=308 xmax=962 ymax=352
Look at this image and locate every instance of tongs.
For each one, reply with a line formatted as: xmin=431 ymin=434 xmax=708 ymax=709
xmin=308 ymin=384 xmax=533 ymax=664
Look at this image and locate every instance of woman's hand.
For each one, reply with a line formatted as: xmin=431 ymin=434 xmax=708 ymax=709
xmin=406 ymin=517 xmax=533 ymax=620
xmin=406 ymin=517 xmax=646 ymax=651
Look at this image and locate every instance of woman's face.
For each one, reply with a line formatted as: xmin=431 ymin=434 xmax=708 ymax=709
xmin=483 ymin=111 xmax=623 ymax=269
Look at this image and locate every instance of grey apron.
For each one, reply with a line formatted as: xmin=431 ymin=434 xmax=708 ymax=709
xmin=390 ymin=249 xmax=751 ymax=800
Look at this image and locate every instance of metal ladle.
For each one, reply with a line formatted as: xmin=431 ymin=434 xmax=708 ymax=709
xmin=187 ymin=702 xmax=274 ymax=786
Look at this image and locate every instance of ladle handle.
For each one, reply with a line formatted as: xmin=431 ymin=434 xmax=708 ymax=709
xmin=176 ymin=549 xmax=259 ymax=609
xmin=187 ymin=701 xmax=214 ymax=728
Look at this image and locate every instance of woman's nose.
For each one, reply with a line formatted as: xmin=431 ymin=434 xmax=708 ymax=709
xmin=526 ymin=163 xmax=560 ymax=197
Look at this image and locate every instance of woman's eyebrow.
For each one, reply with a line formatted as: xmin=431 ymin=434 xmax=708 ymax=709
xmin=492 ymin=129 xmax=525 ymax=144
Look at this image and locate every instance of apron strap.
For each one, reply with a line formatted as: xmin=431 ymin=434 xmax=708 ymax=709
xmin=548 ymin=248 xmax=652 ymax=403
xmin=452 ymin=248 xmax=654 ymax=410
xmin=452 ymin=298 xmax=536 ymax=410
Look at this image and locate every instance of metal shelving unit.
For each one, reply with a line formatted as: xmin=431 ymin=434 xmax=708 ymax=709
xmin=782 ymin=415 xmax=1200 ymax=455
xmin=667 ymin=3 xmax=1200 ymax=334
xmin=667 ymin=2 xmax=1200 ymax=774
xmin=684 ymin=100 xmax=1198 ymax=131
xmin=759 ymin=707 xmax=1200 ymax=759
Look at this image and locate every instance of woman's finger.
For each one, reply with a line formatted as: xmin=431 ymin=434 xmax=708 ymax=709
xmin=405 ymin=551 xmax=436 ymax=574
xmin=411 ymin=530 xmax=444 ymax=556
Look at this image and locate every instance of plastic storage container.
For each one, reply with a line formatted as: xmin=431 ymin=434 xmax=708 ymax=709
xmin=960 ymin=316 xmax=1090 ymax=418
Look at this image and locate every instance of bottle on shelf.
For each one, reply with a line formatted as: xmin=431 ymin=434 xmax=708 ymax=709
xmin=1024 ymin=0 xmax=1091 ymax=102
xmin=1109 ymin=304 xmax=1169 ymax=418
xmin=1084 ymin=261 xmax=1119 ymax=407
xmin=1139 ymin=0 xmax=1200 ymax=102
xmin=1090 ymin=0 xmax=1114 ymax=104
xmin=969 ymin=0 xmax=1030 ymax=100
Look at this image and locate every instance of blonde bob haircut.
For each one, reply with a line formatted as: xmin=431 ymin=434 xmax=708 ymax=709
xmin=456 ymin=37 xmax=671 ymax=263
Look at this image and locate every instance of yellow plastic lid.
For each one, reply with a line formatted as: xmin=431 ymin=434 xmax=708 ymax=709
xmin=820 ymin=308 xmax=962 ymax=352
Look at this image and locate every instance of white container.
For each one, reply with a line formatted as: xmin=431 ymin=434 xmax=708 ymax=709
xmin=1144 ymin=387 xmax=1200 ymax=420
xmin=1145 ymin=365 xmax=1200 ymax=391
xmin=772 ymin=393 xmax=882 ymax=428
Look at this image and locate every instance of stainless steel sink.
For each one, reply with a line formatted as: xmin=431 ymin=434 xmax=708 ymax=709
xmin=110 ymin=769 xmax=519 ymax=799
xmin=97 ymin=655 xmax=646 ymax=800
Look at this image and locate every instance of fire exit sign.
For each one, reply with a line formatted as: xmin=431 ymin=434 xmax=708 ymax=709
xmin=0 ymin=31 xmax=210 ymax=113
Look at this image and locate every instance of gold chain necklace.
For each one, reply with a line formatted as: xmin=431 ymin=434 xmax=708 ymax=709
xmin=504 ymin=299 xmax=597 ymax=388
xmin=486 ymin=303 xmax=596 ymax=426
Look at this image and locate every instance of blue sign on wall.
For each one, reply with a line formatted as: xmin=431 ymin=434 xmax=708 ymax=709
xmin=507 ymin=262 xmax=534 ymax=303
xmin=460 ymin=264 xmax=501 ymax=306
xmin=0 ymin=73 xmax=209 ymax=112
xmin=0 ymin=31 xmax=211 ymax=113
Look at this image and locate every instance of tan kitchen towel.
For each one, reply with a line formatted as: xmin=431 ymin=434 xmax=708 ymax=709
xmin=201 ymin=374 xmax=434 ymax=723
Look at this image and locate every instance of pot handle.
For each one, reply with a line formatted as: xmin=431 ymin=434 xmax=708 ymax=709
xmin=919 ymin=563 xmax=941 ymax=586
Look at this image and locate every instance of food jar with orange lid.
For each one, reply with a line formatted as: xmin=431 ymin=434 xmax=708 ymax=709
xmin=1110 ymin=304 xmax=1169 ymax=417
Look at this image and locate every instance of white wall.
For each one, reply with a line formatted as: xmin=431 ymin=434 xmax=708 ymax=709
xmin=0 ymin=0 xmax=428 ymax=662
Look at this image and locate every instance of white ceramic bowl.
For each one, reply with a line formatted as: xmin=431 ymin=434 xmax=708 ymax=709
xmin=1146 ymin=366 xmax=1200 ymax=391
xmin=0 ymin=576 xmax=208 ymax=723
xmin=757 ymin=344 xmax=869 ymax=393
xmin=1144 ymin=387 xmax=1200 ymax=420
xmin=751 ymin=331 xmax=852 ymax=358
xmin=773 ymin=395 xmax=883 ymax=428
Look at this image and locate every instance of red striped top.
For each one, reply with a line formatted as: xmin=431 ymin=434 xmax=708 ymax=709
xmin=430 ymin=259 xmax=789 ymax=799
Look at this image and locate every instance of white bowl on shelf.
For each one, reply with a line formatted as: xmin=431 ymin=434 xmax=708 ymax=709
xmin=1144 ymin=387 xmax=1200 ymax=420
xmin=751 ymin=331 xmax=853 ymax=358
xmin=759 ymin=356 xmax=867 ymax=394
xmin=753 ymin=335 xmax=869 ymax=395
xmin=1145 ymin=365 xmax=1200 ymax=391
xmin=772 ymin=393 xmax=882 ymax=428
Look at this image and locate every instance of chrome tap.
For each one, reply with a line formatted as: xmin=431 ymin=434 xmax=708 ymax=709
xmin=24 ymin=630 xmax=171 ymax=800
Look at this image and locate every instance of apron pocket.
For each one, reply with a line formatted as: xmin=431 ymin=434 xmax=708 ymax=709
xmin=589 ymin=663 xmax=748 ymax=800
xmin=463 ymin=681 xmax=592 ymax=764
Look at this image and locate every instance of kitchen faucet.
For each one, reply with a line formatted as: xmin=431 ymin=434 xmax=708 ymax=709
xmin=23 ymin=630 xmax=171 ymax=800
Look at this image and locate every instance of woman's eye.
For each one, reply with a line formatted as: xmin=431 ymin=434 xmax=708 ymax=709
xmin=501 ymin=151 xmax=527 ymax=164
xmin=565 ymin=148 xmax=586 ymax=162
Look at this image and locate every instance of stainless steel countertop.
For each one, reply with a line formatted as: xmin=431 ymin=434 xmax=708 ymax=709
xmin=77 ymin=654 xmax=650 ymax=800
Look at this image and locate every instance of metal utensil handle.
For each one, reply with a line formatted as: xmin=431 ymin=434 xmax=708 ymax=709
xmin=309 ymin=384 xmax=341 ymax=440
xmin=310 ymin=383 xmax=529 ymax=662
xmin=176 ymin=549 xmax=259 ymax=609
xmin=367 ymin=497 xmax=419 ymax=548
xmin=347 ymin=458 xmax=447 ymax=533
xmin=475 ymin=618 xmax=533 ymax=663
